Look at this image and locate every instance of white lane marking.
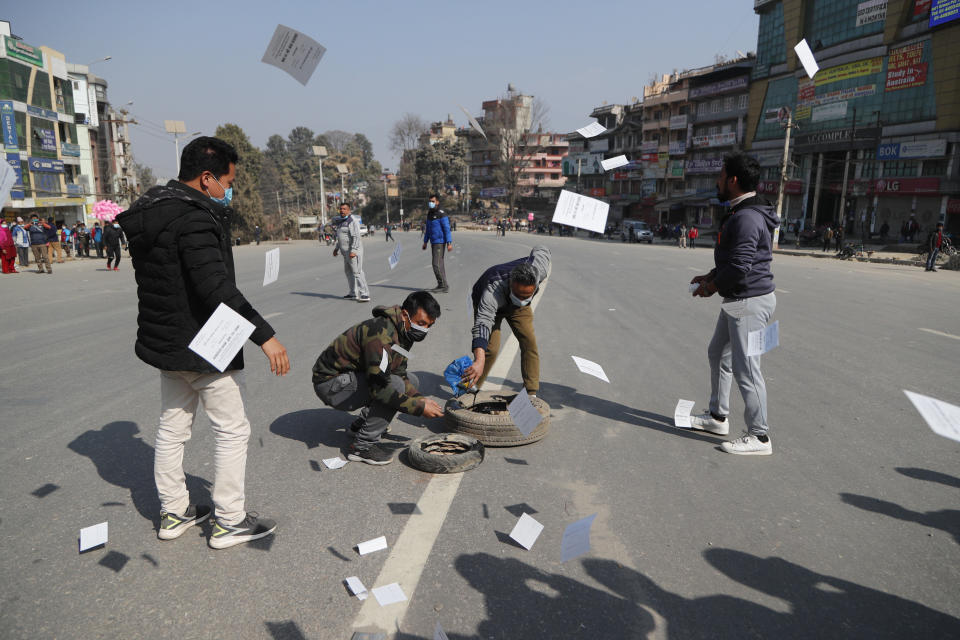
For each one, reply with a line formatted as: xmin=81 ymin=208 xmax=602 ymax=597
xmin=778 ymin=288 xmax=791 ymax=294
xmin=918 ymin=328 xmax=960 ymax=341
xmin=350 ymin=280 xmax=549 ymax=636
xmin=263 ymin=312 xmax=284 ymax=320
xmin=370 ymin=278 xmax=391 ymax=285
xmin=686 ymin=266 xmax=700 ymax=271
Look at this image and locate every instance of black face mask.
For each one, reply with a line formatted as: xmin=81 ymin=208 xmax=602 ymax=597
xmin=401 ymin=311 xmax=429 ymax=342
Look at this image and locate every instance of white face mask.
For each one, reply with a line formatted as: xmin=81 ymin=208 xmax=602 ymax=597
xmin=509 ymin=292 xmax=533 ymax=307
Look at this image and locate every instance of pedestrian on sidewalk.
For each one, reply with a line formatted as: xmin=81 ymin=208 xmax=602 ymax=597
xmin=925 ymin=221 xmax=945 ymax=272
xmin=62 ymin=224 xmax=73 ymax=259
xmin=384 ymin=223 xmax=394 ymax=242
xmin=462 ymin=246 xmax=551 ymax=397
xmin=834 ymin=224 xmax=844 ymax=252
xmin=12 ymin=217 xmax=30 ymax=269
xmin=689 ymin=225 xmax=699 ymax=249
xmin=332 ymin=202 xmax=370 ymax=302
xmin=254 ymin=225 xmax=261 ymax=245
xmin=117 ymin=136 xmax=288 ymax=550
xmin=879 ymin=221 xmax=890 ymax=242
xmin=76 ymin=223 xmax=90 ymax=257
xmin=91 ymin=222 xmax=104 ymax=258
xmin=0 ymin=220 xmax=16 ymax=274
xmin=46 ymin=218 xmax=63 ymax=263
xmin=689 ymin=152 xmax=778 ymax=456
xmin=679 ymin=223 xmax=687 ymax=248
xmin=312 ymin=291 xmax=445 ymax=465
xmin=26 ymin=215 xmax=52 ymax=273
xmin=822 ymin=226 xmax=833 ymax=252
xmin=103 ymin=220 xmax=124 ymax=271
xmin=422 ymin=193 xmax=452 ymax=293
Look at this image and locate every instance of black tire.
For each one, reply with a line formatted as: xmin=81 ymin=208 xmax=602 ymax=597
xmin=407 ymin=433 xmax=484 ymax=474
xmin=443 ymin=390 xmax=551 ymax=447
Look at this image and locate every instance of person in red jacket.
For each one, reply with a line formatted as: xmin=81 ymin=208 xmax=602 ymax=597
xmin=688 ymin=225 xmax=699 ymax=249
xmin=925 ymin=221 xmax=945 ymax=272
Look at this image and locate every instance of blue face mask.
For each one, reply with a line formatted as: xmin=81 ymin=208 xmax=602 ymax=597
xmin=208 ymin=175 xmax=233 ymax=206
xmin=428 ymin=202 xmax=436 ymax=210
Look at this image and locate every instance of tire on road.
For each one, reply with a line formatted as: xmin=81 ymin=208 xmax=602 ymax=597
xmin=407 ymin=433 xmax=485 ymax=474
xmin=443 ymin=390 xmax=551 ymax=447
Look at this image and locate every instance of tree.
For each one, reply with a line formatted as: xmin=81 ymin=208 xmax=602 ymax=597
xmin=132 ymin=161 xmax=156 ymax=194
xmin=323 ymin=129 xmax=353 ymax=154
xmin=413 ymin=139 xmax=466 ymax=195
xmin=389 ymin=113 xmax=427 ymax=155
xmin=215 ymin=123 xmax=264 ymax=236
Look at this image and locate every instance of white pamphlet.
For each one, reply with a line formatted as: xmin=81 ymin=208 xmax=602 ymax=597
xmin=904 ymin=391 xmax=960 ymax=443
xmin=79 ymin=521 xmax=108 ymax=552
xmin=261 ymin=24 xmax=326 ymax=86
xmin=345 ymin=576 xmax=368 ymax=600
xmin=188 ymin=303 xmax=255 ymax=372
xmin=379 ymin=348 xmax=389 ymax=372
xmin=388 ymin=242 xmax=402 ymax=269
xmin=391 ymin=344 xmax=410 ymax=359
xmin=508 ymin=513 xmax=544 ymax=550
xmin=576 ymin=122 xmax=606 ymax=138
xmin=689 ymin=282 xmax=701 ymax=294
xmin=263 ymin=248 xmax=279 ymax=286
xmin=372 ymin=583 xmax=407 ymax=606
xmin=794 ymin=39 xmax=819 ymax=79
xmin=561 ymin=514 xmax=597 ymax=563
xmin=600 ymin=155 xmax=629 ymax=171
xmin=571 ymin=356 xmax=610 ymax=383
xmin=322 ymin=457 xmax=348 ymax=470
xmin=552 ymin=190 xmax=610 ymax=234
xmin=508 ymin=392 xmax=543 ymax=438
xmin=674 ymin=399 xmax=695 ymax=428
xmin=357 ymin=536 xmax=388 ymax=555
xmin=434 ymin=621 xmax=450 ymax=640
xmin=458 ymin=104 xmax=487 ymax=140
xmin=747 ymin=321 xmax=780 ymax=357
xmin=0 ymin=158 xmax=17 ymax=205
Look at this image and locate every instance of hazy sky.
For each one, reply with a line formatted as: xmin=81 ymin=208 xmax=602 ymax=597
xmin=5 ymin=1 xmax=758 ymax=180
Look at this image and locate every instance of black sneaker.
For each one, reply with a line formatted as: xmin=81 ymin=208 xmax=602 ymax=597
xmin=347 ymin=444 xmax=393 ymax=465
xmin=342 ymin=293 xmax=357 ymax=299
xmin=158 ymin=504 xmax=211 ymax=540
xmin=209 ymin=512 xmax=277 ymax=549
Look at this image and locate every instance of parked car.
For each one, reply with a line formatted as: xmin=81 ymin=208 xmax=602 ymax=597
xmin=358 ymin=224 xmax=369 ymax=236
xmin=622 ymin=220 xmax=653 ymax=244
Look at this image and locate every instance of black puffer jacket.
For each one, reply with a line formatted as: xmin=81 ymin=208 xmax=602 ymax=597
xmin=117 ymin=180 xmax=274 ymax=373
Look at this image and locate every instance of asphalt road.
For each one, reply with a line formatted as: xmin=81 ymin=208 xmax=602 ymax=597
xmin=1 ymin=229 xmax=958 ymax=639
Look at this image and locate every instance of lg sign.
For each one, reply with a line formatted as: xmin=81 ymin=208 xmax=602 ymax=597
xmin=876 ymin=180 xmax=900 ymax=192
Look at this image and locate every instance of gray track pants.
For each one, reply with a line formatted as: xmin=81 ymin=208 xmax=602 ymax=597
xmin=342 ymin=251 xmax=369 ymax=297
xmin=707 ymin=292 xmax=776 ymax=437
xmin=431 ymin=243 xmax=448 ymax=288
xmin=314 ymin=372 xmax=419 ymax=448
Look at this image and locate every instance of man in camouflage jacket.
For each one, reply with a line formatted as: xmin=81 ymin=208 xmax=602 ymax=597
xmin=313 ymin=291 xmax=445 ymax=464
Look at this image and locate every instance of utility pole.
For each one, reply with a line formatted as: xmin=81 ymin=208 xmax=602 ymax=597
xmin=838 ymin=106 xmax=856 ymax=232
xmin=382 ymin=173 xmax=389 ymax=224
xmin=811 ymin=152 xmax=824 ymax=229
xmin=577 ymin=158 xmax=583 ymax=193
xmin=773 ymin=107 xmax=795 ymax=248
xmin=312 ymin=146 xmax=328 ymax=226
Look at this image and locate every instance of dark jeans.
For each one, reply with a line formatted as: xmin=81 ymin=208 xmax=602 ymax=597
xmin=94 ymin=240 xmax=104 ymax=258
xmin=431 ymin=243 xmax=447 ymax=288
xmin=926 ymin=247 xmax=940 ymax=270
xmin=314 ymin=371 xmax=419 ymax=449
xmin=106 ymin=243 xmax=121 ymax=268
xmin=16 ymin=246 xmax=29 ymax=266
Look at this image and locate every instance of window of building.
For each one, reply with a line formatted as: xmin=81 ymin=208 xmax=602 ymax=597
xmin=754 ymin=1 xmax=785 ymax=77
xmin=0 ymin=59 xmax=33 ymax=102
xmin=698 ymin=102 xmax=709 ymax=116
xmin=882 ymin=160 xmax=919 ymax=177
xmin=54 ymin=77 xmax=74 ymax=114
xmin=921 ymin=159 xmax=947 ymax=176
xmin=711 ymin=99 xmax=721 ymax=114
xmin=738 ymin=94 xmax=749 ymax=110
xmin=806 ymin=0 xmax=885 ymax=50
xmin=31 ymin=71 xmax=53 ymax=109
xmin=723 ymin=96 xmax=735 ymax=112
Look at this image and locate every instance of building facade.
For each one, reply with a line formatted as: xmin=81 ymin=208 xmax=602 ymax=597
xmin=748 ymin=0 xmax=960 ymax=236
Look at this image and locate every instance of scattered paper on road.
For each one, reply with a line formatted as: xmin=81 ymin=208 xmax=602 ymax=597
xmin=263 ymin=248 xmax=279 ymax=286
xmin=323 ymin=457 xmax=348 ymax=470
xmin=674 ymin=399 xmax=695 ymax=428
xmin=459 ymin=104 xmax=487 ymax=140
xmin=552 ymin=190 xmax=610 ymax=234
xmin=79 ymin=522 xmax=108 ymax=552
xmin=357 ymin=536 xmax=388 ymax=555
xmin=794 ymin=39 xmax=819 ymax=79
xmin=391 ymin=344 xmax=410 ymax=359
xmin=261 ymin=24 xmax=326 ymax=86
xmin=508 ymin=391 xmax=543 ymax=438
xmin=509 ymin=513 xmax=544 ymax=550
xmin=576 ymin=122 xmax=606 ymax=138
xmin=571 ymin=356 xmax=610 ymax=383
xmin=561 ymin=514 xmax=597 ymax=563
xmin=188 ymin=303 xmax=255 ymax=372
xmin=379 ymin=348 xmax=389 ymax=372
xmin=372 ymin=583 xmax=407 ymax=606
xmin=388 ymin=242 xmax=402 ymax=270
xmin=600 ymin=155 xmax=629 ymax=171
xmin=747 ymin=321 xmax=780 ymax=357
xmin=345 ymin=576 xmax=368 ymax=600
xmin=434 ymin=621 xmax=450 ymax=640
xmin=904 ymin=391 xmax=960 ymax=443
xmin=0 ymin=158 xmax=17 ymax=205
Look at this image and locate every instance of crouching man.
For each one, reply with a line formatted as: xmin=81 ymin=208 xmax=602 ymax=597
xmin=312 ymin=291 xmax=446 ymax=465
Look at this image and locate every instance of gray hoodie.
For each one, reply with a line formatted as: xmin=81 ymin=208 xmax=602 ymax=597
xmin=334 ymin=214 xmax=362 ymax=255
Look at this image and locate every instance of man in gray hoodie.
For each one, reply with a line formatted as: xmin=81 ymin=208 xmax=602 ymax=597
xmin=689 ymin=152 xmax=778 ymax=455
xmin=332 ymin=202 xmax=370 ymax=302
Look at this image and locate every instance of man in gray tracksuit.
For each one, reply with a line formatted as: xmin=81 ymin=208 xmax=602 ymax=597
xmin=332 ymin=202 xmax=370 ymax=302
xmin=689 ymin=152 xmax=778 ymax=456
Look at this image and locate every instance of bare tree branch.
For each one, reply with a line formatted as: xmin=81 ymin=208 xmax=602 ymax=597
xmin=389 ymin=113 xmax=427 ymax=155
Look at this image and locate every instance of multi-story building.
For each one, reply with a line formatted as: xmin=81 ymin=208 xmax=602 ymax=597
xmin=1 ymin=23 xmax=134 ymax=224
xmin=748 ymin=0 xmax=960 ymax=236
xmin=418 ymin=115 xmax=458 ymax=147
xmin=640 ymin=71 xmax=694 ymax=225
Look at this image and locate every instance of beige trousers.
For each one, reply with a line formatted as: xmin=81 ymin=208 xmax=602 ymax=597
xmin=155 ymin=370 xmax=251 ymax=525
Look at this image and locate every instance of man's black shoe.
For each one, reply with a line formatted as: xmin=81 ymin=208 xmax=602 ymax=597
xmin=343 ymin=294 xmax=357 ymax=299
xmin=347 ymin=444 xmax=393 ymax=465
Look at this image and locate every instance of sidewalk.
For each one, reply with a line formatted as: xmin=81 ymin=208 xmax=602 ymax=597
xmin=771 ymin=242 xmax=934 ymax=267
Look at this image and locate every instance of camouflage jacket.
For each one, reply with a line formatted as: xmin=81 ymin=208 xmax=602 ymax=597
xmin=312 ymin=305 xmax=423 ymax=415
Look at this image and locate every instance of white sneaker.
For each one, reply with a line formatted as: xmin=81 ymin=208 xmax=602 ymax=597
xmin=689 ymin=411 xmax=729 ymax=435
xmin=721 ymin=433 xmax=772 ymax=456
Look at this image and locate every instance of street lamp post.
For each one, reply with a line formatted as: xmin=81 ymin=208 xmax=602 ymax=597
xmin=382 ymin=170 xmax=390 ymax=225
xmin=773 ymin=106 xmax=796 ymax=248
xmin=165 ymin=121 xmax=200 ymax=175
xmin=312 ymin=146 xmax=328 ymax=226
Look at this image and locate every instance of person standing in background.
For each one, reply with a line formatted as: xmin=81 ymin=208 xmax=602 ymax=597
xmin=103 ymin=219 xmax=124 ymax=271
xmin=12 ymin=217 xmax=30 ymax=269
xmin=421 ymin=194 xmax=453 ymax=293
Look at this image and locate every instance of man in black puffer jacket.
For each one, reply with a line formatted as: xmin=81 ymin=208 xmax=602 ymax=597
xmin=117 ymin=137 xmax=289 ymax=550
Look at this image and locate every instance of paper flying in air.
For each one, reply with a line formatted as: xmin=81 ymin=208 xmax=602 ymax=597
xmin=576 ymin=122 xmax=606 ymax=138
xmin=261 ymin=24 xmax=326 ymax=86
xmin=79 ymin=522 xmax=108 ymax=552
xmin=674 ymin=399 xmax=695 ymax=428
xmin=794 ymin=39 xmax=819 ymax=79
xmin=263 ymin=248 xmax=280 ymax=286
xmin=600 ymin=155 xmax=629 ymax=171
xmin=904 ymin=390 xmax=960 ymax=443
xmin=508 ymin=513 xmax=544 ymax=550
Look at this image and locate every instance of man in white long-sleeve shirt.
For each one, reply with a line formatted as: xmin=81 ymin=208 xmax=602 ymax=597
xmin=332 ymin=202 xmax=370 ymax=302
